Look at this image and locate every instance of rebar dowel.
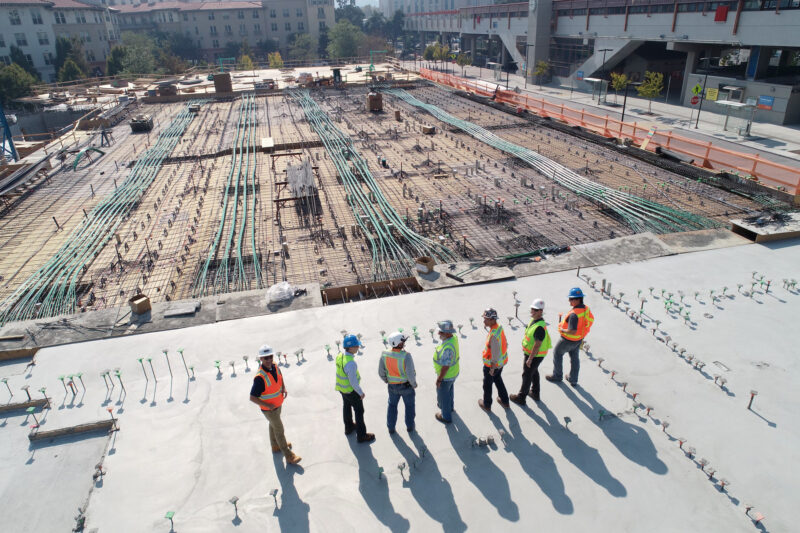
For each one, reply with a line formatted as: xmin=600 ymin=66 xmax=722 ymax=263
xmin=178 ymin=349 xmax=189 ymax=377
xmin=148 ymin=358 xmax=157 ymax=382
xmin=163 ymin=350 xmax=173 ymax=378
xmin=137 ymin=358 xmax=149 ymax=381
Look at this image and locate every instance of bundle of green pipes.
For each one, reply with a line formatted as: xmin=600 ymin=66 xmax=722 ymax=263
xmin=192 ymin=93 xmax=262 ymax=297
xmin=386 ymin=89 xmax=719 ymax=234
xmin=0 ymin=102 xmax=202 ymax=324
xmin=289 ymin=89 xmax=457 ymax=281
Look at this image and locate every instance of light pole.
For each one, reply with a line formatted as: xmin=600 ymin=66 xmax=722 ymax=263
xmin=620 ymin=81 xmax=642 ymax=123
xmin=695 ymin=56 xmax=720 ymax=129
xmin=524 ymin=44 xmax=535 ymax=88
xmin=598 ymin=48 xmax=612 ymax=104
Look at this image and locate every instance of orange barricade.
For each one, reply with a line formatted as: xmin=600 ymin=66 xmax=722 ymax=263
xmin=418 ymin=68 xmax=800 ymax=196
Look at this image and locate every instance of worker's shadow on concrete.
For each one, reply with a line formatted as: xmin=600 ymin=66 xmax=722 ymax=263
xmin=271 ymin=456 xmax=310 ymax=532
xmin=347 ymin=438 xmax=410 ymax=532
xmin=446 ymin=415 xmax=520 ymax=521
xmin=526 ymin=402 xmax=626 ymax=498
xmin=564 ymin=386 xmax=667 ymax=475
xmin=390 ymin=432 xmax=467 ymax=533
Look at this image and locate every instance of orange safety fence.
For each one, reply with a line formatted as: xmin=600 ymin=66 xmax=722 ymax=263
xmin=418 ymin=68 xmax=800 ymax=196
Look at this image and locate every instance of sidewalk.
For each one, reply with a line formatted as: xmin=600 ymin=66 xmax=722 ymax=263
xmin=402 ymin=61 xmax=800 ymax=169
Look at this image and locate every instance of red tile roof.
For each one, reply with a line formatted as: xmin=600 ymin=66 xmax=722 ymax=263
xmin=49 ymin=0 xmax=104 ymax=9
xmin=114 ymin=1 xmax=262 ymax=14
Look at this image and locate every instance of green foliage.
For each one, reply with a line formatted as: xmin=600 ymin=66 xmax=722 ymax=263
xmin=364 ymin=12 xmax=386 ymax=36
xmin=317 ymin=29 xmax=329 ymax=59
xmin=239 ymin=54 xmax=255 ymax=70
xmin=239 ymin=39 xmax=253 ymax=60
xmin=388 ymin=10 xmax=405 ymax=46
xmin=58 ymin=58 xmax=85 ymax=83
xmin=609 ymin=71 xmax=629 ymax=103
xmin=327 ymin=20 xmax=364 ymax=59
xmin=256 ymin=39 xmax=280 ymax=56
xmin=120 ymin=31 xmax=156 ymax=75
xmin=0 ymin=63 xmax=37 ymax=104
xmin=534 ymin=60 xmax=550 ymax=77
xmin=335 ymin=5 xmax=365 ymax=28
xmin=159 ymin=51 xmax=187 ymax=75
xmin=423 ymin=45 xmax=435 ymax=61
xmin=55 ymin=36 xmax=88 ymax=78
xmin=106 ymin=46 xmax=127 ymax=77
xmin=456 ymin=53 xmax=472 ymax=75
xmin=9 ymin=46 xmax=39 ymax=79
xmin=268 ymin=52 xmax=284 ymax=69
xmin=636 ymin=71 xmax=664 ymax=112
xmin=288 ymin=34 xmax=316 ymax=61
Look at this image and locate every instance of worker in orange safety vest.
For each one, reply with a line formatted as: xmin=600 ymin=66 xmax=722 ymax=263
xmin=379 ymin=331 xmax=418 ymax=434
xmin=546 ymin=288 xmax=594 ymax=386
xmin=478 ymin=308 xmax=510 ymax=411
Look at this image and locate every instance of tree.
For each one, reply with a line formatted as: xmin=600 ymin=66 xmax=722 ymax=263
xmin=256 ymin=39 xmax=279 ymax=57
xmin=239 ymin=39 xmax=253 ymax=60
xmin=120 ymin=31 xmax=156 ymax=75
xmin=9 ymin=46 xmax=39 ymax=79
xmin=239 ymin=54 xmax=254 ymax=71
xmin=335 ymin=5 xmax=365 ymax=28
xmin=166 ymin=32 xmax=197 ymax=61
xmin=609 ymin=72 xmax=629 ymax=104
xmin=364 ymin=12 xmax=386 ymax=36
xmin=636 ymin=71 xmax=664 ymax=113
xmin=317 ymin=28 xmax=329 ymax=59
xmin=55 ymin=36 xmax=89 ymax=77
xmin=58 ymin=58 xmax=85 ymax=82
xmin=222 ymin=41 xmax=240 ymax=59
xmin=159 ymin=51 xmax=187 ymax=75
xmin=456 ymin=53 xmax=472 ymax=76
xmin=433 ymin=43 xmax=450 ymax=71
xmin=327 ymin=20 xmax=364 ymax=59
xmin=533 ymin=60 xmax=550 ymax=88
xmin=423 ymin=45 xmax=435 ymax=61
xmin=388 ymin=10 xmax=405 ymax=49
xmin=268 ymin=52 xmax=284 ymax=69
xmin=288 ymin=33 xmax=316 ymax=61
xmin=106 ymin=45 xmax=127 ymax=76
xmin=0 ymin=63 xmax=37 ymax=104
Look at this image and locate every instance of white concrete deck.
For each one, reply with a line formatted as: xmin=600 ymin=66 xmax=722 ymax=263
xmin=1 ymin=237 xmax=797 ymax=532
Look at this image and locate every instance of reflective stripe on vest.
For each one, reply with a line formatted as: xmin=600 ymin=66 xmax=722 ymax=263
xmin=559 ymin=306 xmax=594 ymax=341
xmin=522 ymin=318 xmax=552 ymax=357
xmin=433 ymin=336 xmax=460 ymax=380
xmin=382 ymin=350 xmax=408 ymax=384
xmin=335 ymin=352 xmax=360 ymax=393
xmin=482 ymin=325 xmax=508 ymax=367
xmin=257 ymin=366 xmax=284 ymax=410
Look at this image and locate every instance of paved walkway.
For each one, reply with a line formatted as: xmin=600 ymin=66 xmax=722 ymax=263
xmin=401 ymin=61 xmax=800 ymax=169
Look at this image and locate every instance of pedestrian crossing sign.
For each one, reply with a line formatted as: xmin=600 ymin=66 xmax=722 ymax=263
xmin=692 ymin=84 xmax=703 ymax=95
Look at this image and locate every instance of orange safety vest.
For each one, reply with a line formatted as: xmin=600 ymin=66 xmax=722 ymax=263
xmin=256 ymin=366 xmax=284 ymax=410
xmin=382 ymin=350 xmax=409 ymax=384
xmin=559 ymin=306 xmax=594 ymax=341
xmin=482 ymin=325 xmax=508 ymax=367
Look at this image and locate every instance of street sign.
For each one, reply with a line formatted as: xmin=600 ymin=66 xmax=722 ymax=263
xmin=692 ymin=84 xmax=703 ymax=96
xmin=757 ymin=95 xmax=774 ymax=110
xmin=691 ymin=95 xmax=700 ymax=105
xmin=576 ymin=70 xmax=584 ymax=81
xmin=706 ymin=88 xmax=719 ymax=101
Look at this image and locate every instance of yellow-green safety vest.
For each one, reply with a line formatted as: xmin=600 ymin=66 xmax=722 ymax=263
xmin=335 ymin=352 xmax=360 ymax=393
xmin=522 ymin=318 xmax=552 ymax=357
xmin=433 ymin=336 xmax=460 ymax=380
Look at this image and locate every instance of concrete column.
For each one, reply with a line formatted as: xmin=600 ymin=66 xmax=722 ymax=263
xmin=527 ymin=0 xmax=552 ymax=75
xmin=747 ymin=46 xmax=771 ymax=81
xmin=680 ymin=49 xmax=699 ymax=104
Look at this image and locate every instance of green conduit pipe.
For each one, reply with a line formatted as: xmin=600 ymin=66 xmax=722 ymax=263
xmin=0 ymin=102 xmax=205 ymax=324
xmin=385 ymin=89 xmax=719 ymax=235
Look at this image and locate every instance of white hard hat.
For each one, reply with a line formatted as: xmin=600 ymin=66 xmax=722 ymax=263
xmin=531 ymin=299 xmax=545 ymax=310
xmin=387 ymin=331 xmax=408 ymax=348
xmin=258 ymin=344 xmax=275 ymax=357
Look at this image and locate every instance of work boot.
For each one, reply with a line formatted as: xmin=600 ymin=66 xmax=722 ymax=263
xmin=528 ymin=391 xmax=541 ymax=401
xmin=388 ymin=427 xmax=396 ymax=434
xmin=478 ymin=399 xmax=490 ymax=412
xmin=286 ymin=453 xmax=302 ymax=465
xmin=272 ymin=442 xmax=292 ymax=453
xmin=344 ymin=426 xmax=355 ymax=435
xmin=509 ymin=393 xmax=526 ymax=406
xmin=435 ymin=412 xmax=451 ymax=423
xmin=357 ymin=433 xmax=376 ymax=443
xmin=497 ymin=397 xmax=510 ymax=409
xmin=545 ymin=375 xmax=561 ymax=383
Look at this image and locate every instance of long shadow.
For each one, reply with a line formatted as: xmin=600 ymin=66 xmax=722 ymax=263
xmin=446 ymin=415 xmax=519 ymax=521
xmin=564 ymin=386 xmax=667 ymax=475
xmin=271 ymin=455 xmax=310 ymax=533
xmin=347 ymin=438 xmax=410 ymax=532
xmin=390 ymin=432 xmax=467 ymax=533
xmin=528 ymin=403 xmax=626 ymax=498
xmin=497 ymin=409 xmax=575 ymax=513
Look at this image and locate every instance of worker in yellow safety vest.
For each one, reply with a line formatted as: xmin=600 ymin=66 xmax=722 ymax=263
xmin=510 ymin=299 xmax=551 ymax=405
xmin=378 ymin=331 xmax=418 ymax=433
xmin=249 ymin=345 xmax=301 ymax=465
xmin=335 ymin=334 xmax=375 ymax=443
xmin=433 ymin=320 xmax=459 ymax=424
xmin=478 ymin=308 xmax=510 ymax=411
xmin=547 ymin=287 xmax=594 ymax=386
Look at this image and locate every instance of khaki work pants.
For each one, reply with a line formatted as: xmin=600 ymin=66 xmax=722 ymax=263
xmin=261 ymin=406 xmax=291 ymax=458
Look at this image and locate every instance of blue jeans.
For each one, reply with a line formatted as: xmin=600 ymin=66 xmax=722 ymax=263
xmin=551 ymin=337 xmax=582 ymax=384
xmin=387 ymin=383 xmax=416 ymax=431
xmin=436 ymin=379 xmax=455 ymax=422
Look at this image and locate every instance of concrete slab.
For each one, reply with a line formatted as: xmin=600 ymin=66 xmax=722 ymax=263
xmin=657 ymin=228 xmax=751 ymax=254
xmin=575 ymin=233 xmax=675 ymax=266
xmin=731 ymin=211 xmax=800 ymax=243
xmin=1 ymin=240 xmax=797 ymax=532
xmin=416 ymin=262 xmax=515 ymax=290
xmin=512 ymin=247 xmax=594 ymax=278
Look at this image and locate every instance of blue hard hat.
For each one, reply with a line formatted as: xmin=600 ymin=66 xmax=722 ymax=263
xmin=568 ymin=287 xmax=584 ymax=299
xmin=343 ymin=334 xmax=363 ymax=349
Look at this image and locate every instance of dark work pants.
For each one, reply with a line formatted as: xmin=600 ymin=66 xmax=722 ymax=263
xmin=518 ymin=356 xmax=545 ymax=399
xmin=341 ymin=391 xmax=367 ymax=439
xmin=482 ymin=365 xmax=509 ymax=408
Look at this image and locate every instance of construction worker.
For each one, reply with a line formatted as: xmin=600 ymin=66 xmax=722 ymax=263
xmin=249 ymin=345 xmax=302 ymax=465
xmin=510 ymin=299 xmax=551 ymax=405
xmin=433 ymin=320 xmax=459 ymax=423
xmin=335 ymin=334 xmax=375 ymax=443
xmin=378 ymin=331 xmax=418 ymax=433
xmin=478 ymin=308 xmax=510 ymax=411
xmin=547 ymin=288 xmax=594 ymax=386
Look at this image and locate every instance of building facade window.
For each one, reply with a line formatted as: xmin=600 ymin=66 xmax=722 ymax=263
xmin=252 ymin=10 xmax=259 ymax=18
xmin=285 ymin=22 xmax=291 ymax=30
xmin=37 ymin=31 xmax=49 ymax=45
xmin=209 ymin=12 xmax=215 ymax=20
xmin=210 ymin=25 xmax=217 ymax=35
xmin=54 ymin=12 xmax=67 ymax=24
xmin=318 ymin=7 xmax=325 ymax=17
xmin=239 ymin=23 xmax=246 ymax=34
xmin=44 ymin=52 xmax=53 ymax=65
xmin=319 ymin=21 xmax=326 ymax=29
xmin=0 ymin=34 xmax=5 ymax=48
xmin=238 ymin=10 xmax=244 ymax=19
xmin=270 ymin=9 xmax=276 ymax=17
xmin=9 ymin=10 xmax=22 ymax=25
xmin=15 ymin=33 xmax=28 ymax=46
xmin=0 ymin=56 xmax=11 ymax=65
xmin=212 ymin=38 xmax=219 ymax=47
xmin=296 ymin=8 xmax=303 ymax=16
xmin=225 ymin=24 xmax=232 ymax=35
xmin=298 ymin=21 xmax=304 ymax=31
xmin=76 ymin=11 xmax=86 ymax=24
xmin=31 ymin=9 xmax=43 ymax=24
xmin=271 ymin=22 xmax=277 ymax=31
xmin=254 ymin=23 xmax=261 ymax=32
xmin=283 ymin=9 xmax=289 ymax=17
xmin=183 ymin=13 xmax=188 ymax=21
